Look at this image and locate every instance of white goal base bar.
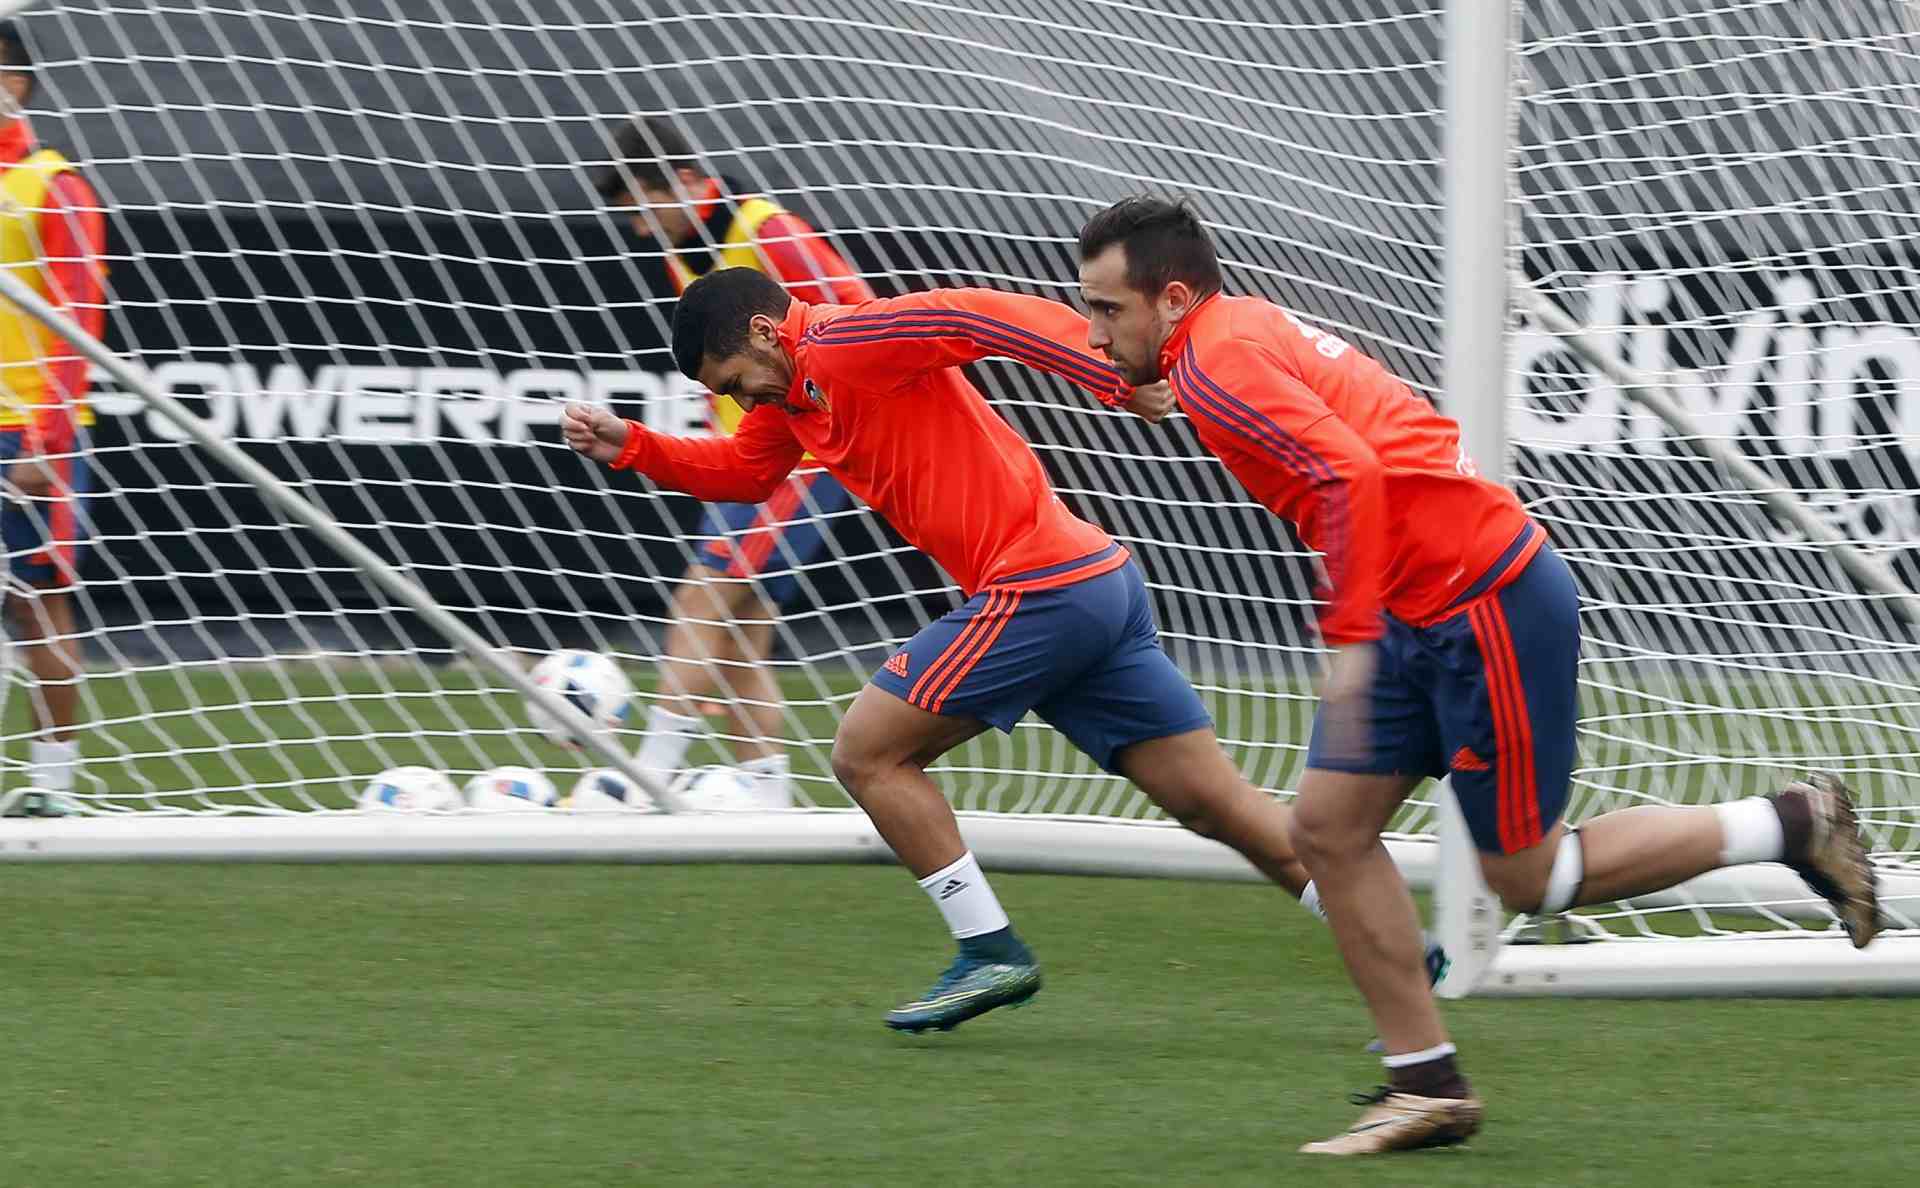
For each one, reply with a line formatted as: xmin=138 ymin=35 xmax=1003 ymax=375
xmin=0 ymin=810 xmax=1433 ymax=879
xmin=3 ymin=812 xmax=1914 ymax=996
xmin=1480 ymin=936 xmax=1920 ymax=998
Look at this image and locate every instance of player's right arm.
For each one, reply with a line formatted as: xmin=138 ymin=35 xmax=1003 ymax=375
xmin=562 ymin=401 xmax=802 ymax=503
xmin=802 ymin=287 xmax=1129 ymax=404
xmin=1174 ymin=338 xmax=1390 ymax=649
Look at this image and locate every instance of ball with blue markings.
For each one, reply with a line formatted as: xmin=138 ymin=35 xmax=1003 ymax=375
xmin=357 ymin=765 xmax=463 ymax=812
xmin=526 ymin=650 xmax=635 ymax=748
xmin=463 ymin=766 xmax=560 ymax=812
xmin=564 ymin=768 xmax=657 ymax=813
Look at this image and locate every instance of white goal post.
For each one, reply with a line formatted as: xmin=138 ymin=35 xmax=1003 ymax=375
xmin=0 ymin=1 xmax=1913 ymax=997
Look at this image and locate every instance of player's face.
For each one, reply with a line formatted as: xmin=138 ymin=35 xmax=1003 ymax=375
xmin=1079 ymin=245 xmax=1171 ymax=386
xmin=624 ymin=183 xmax=698 ymax=246
xmin=697 ymin=316 xmax=795 ymax=412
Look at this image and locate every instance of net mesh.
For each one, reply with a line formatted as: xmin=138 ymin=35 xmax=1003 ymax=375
xmin=0 ymin=1 xmax=1911 ymax=938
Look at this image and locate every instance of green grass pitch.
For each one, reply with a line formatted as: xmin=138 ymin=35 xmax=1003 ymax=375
xmin=2 ymin=862 xmax=1903 ymax=1186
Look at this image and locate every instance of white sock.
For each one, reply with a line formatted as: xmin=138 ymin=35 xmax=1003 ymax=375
xmin=1714 ymin=797 xmax=1786 ymax=865
xmin=29 ymin=739 xmax=78 ymax=794
xmin=636 ymin=705 xmax=701 ymax=772
xmin=1300 ymin=880 xmax=1327 ymax=922
xmin=739 ymin=753 xmax=792 ymax=805
xmin=917 ymin=851 xmax=1009 ymax=939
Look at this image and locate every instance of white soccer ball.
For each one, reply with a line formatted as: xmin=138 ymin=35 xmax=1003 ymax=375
xmin=464 ymin=766 xmax=560 ymax=812
xmin=670 ymin=764 xmax=767 ymax=813
xmin=563 ymin=768 xmax=657 ymax=813
xmin=526 ymin=650 xmax=634 ymax=747
xmin=357 ymin=766 xmax=463 ymax=813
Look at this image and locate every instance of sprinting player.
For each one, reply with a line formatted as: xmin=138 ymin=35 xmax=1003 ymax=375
xmin=593 ymin=116 xmax=874 ymax=803
xmin=563 ymin=267 xmax=1326 ymax=1033
xmin=1072 ymin=195 xmax=1880 ymax=1155
xmin=0 ymin=22 xmax=106 ymax=812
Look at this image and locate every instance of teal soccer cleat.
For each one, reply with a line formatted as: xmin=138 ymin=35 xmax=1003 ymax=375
xmin=884 ymin=954 xmax=1043 ymax=1033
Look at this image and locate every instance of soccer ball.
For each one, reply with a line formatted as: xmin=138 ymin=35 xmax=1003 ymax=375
xmin=357 ymin=766 xmax=463 ymax=812
xmin=526 ymin=650 xmax=634 ymax=747
xmin=464 ymin=766 xmax=560 ymax=812
xmin=563 ymin=768 xmax=657 ymax=813
xmin=670 ymin=764 xmax=767 ymax=812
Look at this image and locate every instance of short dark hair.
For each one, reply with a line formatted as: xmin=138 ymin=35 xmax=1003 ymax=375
xmin=593 ymin=116 xmax=701 ymax=200
xmin=1077 ymin=195 xmax=1223 ymax=299
xmin=671 ymin=267 xmax=791 ymax=379
xmin=0 ymin=22 xmax=34 ymax=98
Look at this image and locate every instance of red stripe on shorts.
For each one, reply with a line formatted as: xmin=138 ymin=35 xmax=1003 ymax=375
xmin=1471 ymin=600 xmax=1539 ymax=851
xmin=925 ymin=589 xmax=1023 ymax=713
xmin=908 ymin=589 xmax=1008 ymax=709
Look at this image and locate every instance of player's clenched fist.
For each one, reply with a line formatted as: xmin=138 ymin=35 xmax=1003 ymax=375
xmin=561 ymin=402 xmax=631 ymax=464
xmin=1123 ymin=381 xmax=1175 ymax=425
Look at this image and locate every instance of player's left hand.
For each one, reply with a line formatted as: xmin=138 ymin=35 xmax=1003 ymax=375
xmin=1123 ymin=381 xmax=1175 ymax=425
xmin=560 ymin=402 xmax=631 ymax=464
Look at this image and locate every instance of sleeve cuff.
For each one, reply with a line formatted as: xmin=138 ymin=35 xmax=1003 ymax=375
xmin=608 ymin=419 xmax=648 ymax=470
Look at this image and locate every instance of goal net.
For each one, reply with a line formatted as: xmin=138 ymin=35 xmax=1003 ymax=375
xmin=0 ymin=1 xmax=1914 ymax=988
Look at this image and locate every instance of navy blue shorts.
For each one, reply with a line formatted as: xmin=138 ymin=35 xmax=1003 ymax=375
xmin=871 ymin=548 xmax=1212 ymax=773
xmin=694 ymin=468 xmax=854 ymax=608
xmin=1306 ymin=543 xmax=1581 ymax=855
xmin=0 ymin=430 xmax=92 ymax=587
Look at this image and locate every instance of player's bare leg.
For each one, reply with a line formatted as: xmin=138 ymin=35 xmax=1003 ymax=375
xmin=1292 ymin=767 xmax=1481 ymax=1155
xmin=641 ymin=565 xmax=786 ymax=785
xmin=6 ymin=583 xmax=84 ymax=809
xmin=1291 ymin=769 xmax=1447 ymax=1054
xmin=832 ymin=683 xmax=1041 ymax=1032
xmin=1478 ymin=776 xmax=1878 ymax=947
xmin=1112 ymin=726 xmax=1309 ymax=893
xmin=831 ymin=682 xmax=986 ymax=874
xmin=1116 ymin=725 xmax=1447 ymax=1050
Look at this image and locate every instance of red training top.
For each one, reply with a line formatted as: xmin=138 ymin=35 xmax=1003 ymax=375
xmin=1162 ymin=294 xmax=1542 ymax=646
xmin=613 ymin=288 xmax=1132 ymax=597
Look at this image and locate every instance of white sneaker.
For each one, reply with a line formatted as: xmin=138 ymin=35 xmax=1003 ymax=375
xmin=670 ymin=765 xmax=763 ymax=813
xmin=739 ymin=756 xmax=795 ymax=809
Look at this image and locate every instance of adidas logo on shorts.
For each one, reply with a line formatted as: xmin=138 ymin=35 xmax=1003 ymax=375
xmin=1450 ymin=746 xmax=1491 ymax=772
xmin=883 ymin=651 xmax=911 ymax=678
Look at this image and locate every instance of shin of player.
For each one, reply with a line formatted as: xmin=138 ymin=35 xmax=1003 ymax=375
xmin=1075 ymin=195 xmax=1879 ymax=1155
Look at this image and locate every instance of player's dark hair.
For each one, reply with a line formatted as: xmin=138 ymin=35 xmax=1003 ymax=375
xmin=1077 ymin=195 xmax=1222 ymax=299
xmin=594 ymin=115 xmax=700 ymax=200
xmin=671 ymin=267 xmax=791 ymax=379
xmin=0 ymin=22 xmax=34 ymax=99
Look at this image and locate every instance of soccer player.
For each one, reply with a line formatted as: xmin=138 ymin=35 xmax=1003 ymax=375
xmin=592 ymin=116 xmax=875 ymax=804
xmin=1071 ymin=195 xmax=1880 ymax=1154
xmin=563 ymin=267 xmax=1319 ymax=1033
xmin=0 ymin=22 xmax=106 ymax=812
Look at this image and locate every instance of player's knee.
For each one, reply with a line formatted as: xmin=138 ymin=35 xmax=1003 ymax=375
xmin=1288 ymin=794 xmax=1370 ymax=867
xmin=3 ymin=593 xmax=44 ymax=639
xmin=1158 ymin=790 xmax=1224 ymax=840
xmin=1482 ymin=863 xmax=1548 ymax=914
xmin=828 ymin=732 xmax=885 ymax=799
xmin=1482 ymin=831 xmax=1582 ymax=915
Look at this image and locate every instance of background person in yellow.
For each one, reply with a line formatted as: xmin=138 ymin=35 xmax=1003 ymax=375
xmin=0 ymin=21 xmax=105 ymax=814
xmin=594 ymin=116 xmax=874 ymax=805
